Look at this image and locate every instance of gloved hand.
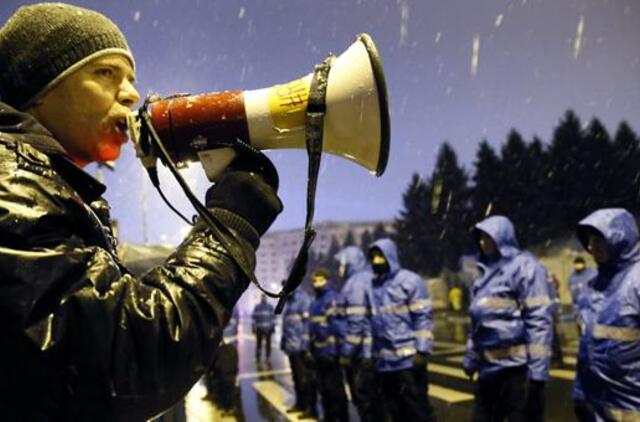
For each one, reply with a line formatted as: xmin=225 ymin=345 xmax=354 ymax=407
xmin=360 ymin=358 xmax=373 ymax=369
xmin=463 ymin=366 xmax=476 ymax=380
xmin=413 ymin=352 xmax=429 ymax=369
xmin=339 ymin=356 xmax=352 ymax=368
xmin=205 ymin=170 xmax=282 ymax=236
xmin=304 ymin=351 xmax=315 ymax=365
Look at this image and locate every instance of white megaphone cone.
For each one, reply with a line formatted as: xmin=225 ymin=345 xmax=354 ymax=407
xmin=128 ymin=33 xmax=390 ymax=180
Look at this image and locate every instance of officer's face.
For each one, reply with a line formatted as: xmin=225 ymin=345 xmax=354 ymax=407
xmin=27 ymin=54 xmax=140 ymax=167
xmin=587 ymin=233 xmax=610 ymax=265
xmin=479 ymin=233 xmax=498 ymax=258
xmin=312 ymin=275 xmax=327 ymax=289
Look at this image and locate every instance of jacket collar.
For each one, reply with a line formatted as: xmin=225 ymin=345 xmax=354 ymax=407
xmin=0 ymin=101 xmax=106 ymax=203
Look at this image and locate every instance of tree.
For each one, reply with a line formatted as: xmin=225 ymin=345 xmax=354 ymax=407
xmin=393 ymin=173 xmax=431 ymax=273
xmin=611 ymin=122 xmax=640 ymax=213
xmin=342 ymin=230 xmax=356 ymax=248
xmin=471 ymin=140 xmax=501 ymax=222
xmin=360 ymin=229 xmax=373 ymax=249
xmin=426 ymin=143 xmax=472 ymax=273
xmin=372 ymin=223 xmax=389 ymax=241
xmin=547 ymin=110 xmax=586 ymax=232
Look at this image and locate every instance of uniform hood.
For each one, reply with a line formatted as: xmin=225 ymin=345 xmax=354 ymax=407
xmin=576 ymin=208 xmax=639 ymax=270
xmin=474 ymin=215 xmax=520 ymax=259
xmin=369 ymin=238 xmax=401 ymax=274
xmin=334 ymin=246 xmax=368 ymax=277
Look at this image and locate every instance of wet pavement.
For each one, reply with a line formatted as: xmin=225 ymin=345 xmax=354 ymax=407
xmin=159 ymin=311 xmax=580 ymax=421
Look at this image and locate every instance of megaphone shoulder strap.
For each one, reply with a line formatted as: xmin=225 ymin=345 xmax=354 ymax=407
xmin=275 ymin=54 xmax=335 ymax=314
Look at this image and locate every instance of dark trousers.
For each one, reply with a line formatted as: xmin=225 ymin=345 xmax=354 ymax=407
xmin=472 ymin=366 xmax=528 ymax=422
xmin=315 ymin=356 xmax=349 ymax=422
xmin=205 ymin=343 xmax=239 ymax=410
xmin=289 ymin=352 xmax=317 ymax=411
xmin=255 ymin=329 xmax=272 ymax=360
xmin=379 ymin=365 xmax=436 ymax=422
xmin=573 ymin=400 xmax=596 ymax=422
xmin=345 ymin=360 xmax=383 ymax=422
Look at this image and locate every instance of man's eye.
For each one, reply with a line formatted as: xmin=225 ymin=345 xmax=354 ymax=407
xmin=96 ymin=68 xmax=114 ymax=78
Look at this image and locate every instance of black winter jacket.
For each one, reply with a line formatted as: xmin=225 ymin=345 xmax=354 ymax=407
xmin=0 ymin=102 xmax=267 ymax=421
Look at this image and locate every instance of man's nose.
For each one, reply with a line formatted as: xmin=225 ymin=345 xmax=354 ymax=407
xmin=118 ymin=79 xmax=141 ymax=108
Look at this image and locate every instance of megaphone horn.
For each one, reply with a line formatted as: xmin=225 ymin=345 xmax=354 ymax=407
xmin=128 ymin=33 xmax=390 ymax=181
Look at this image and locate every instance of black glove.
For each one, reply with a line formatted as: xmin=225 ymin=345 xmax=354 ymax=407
xmin=206 ymin=170 xmax=282 ymax=236
xmin=304 ymin=351 xmax=315 ymax=365
xmin=463 ymin=366 xmax=476 ymax=380
xmin=360 ymin=357 xmax=373 ymax=369
xmin=413 ymin=352 xmax=429 ymax=369
xmin=339 ymin=356 xmax=352 ymax=368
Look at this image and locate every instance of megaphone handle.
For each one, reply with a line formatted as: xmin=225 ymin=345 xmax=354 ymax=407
xmin=275 ymin=55 xmax=334 ymax=314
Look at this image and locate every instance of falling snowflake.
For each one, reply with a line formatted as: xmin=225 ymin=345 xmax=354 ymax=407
xmin=133 ymin=10 xmax=141 ymax=22
xmin=574 ymin=15 xmax=585 ymax=60
xmin=494 ymin=14 xmax=504 ymax=28
xmin=238 ymin=6 xmax=245 ymax=19
xmin=471 ymin=35 xmax=480 ymax=76
xmin=399 ymin=0 xmax=410 ymax=45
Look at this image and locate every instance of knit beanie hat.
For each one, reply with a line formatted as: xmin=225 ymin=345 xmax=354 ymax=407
xmin=0 ymin=3 xmax=135 ymax=109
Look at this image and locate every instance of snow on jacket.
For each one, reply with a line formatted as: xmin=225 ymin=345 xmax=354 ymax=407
xmin=252 ymin=301 xmax=275 ymax=333
xmin=574 ymin=208 xmax=640 ymax=420
xmin=369 ymin=238 xmax=433 ymax=372
xmin=308 ymin=283 xmax=343 ymax=357
xmin=0 ymin=102 xmax=273 ymax=421
xmin=463 ymin=215 xmax=553 ymax=381
xmin=280 ymin=289 xmax=311 ymax=354
xmin=335 ymin=246 xmax=374 ymax=359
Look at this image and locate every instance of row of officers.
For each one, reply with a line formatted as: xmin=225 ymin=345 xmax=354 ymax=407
xmin=246 ymin=207 xmax=640 ymax=422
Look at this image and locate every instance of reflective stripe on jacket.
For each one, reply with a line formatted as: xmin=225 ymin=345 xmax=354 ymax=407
xmin=280 ymin=289 xmax=311 ymax=353
xmin=463 ymin=215 xmax=553 ymax=381
xmin=335 ymin=246 xmax=374 ymax=359
xmin=309 ymin=285 xmax=343 ymax=357
xmin=575 ymin=208 xmax=640 ymax=419
xmin=369 ymin=238 xmax=433 ymax=372
xmin=252 ymin=301 xmax=275 ymax=332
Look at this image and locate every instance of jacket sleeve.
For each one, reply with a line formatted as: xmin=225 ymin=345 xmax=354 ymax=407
xmin=0 ymin=160 xmax=261 ymax=419
xmin=516 ymin=258 xmax=554 ymax=381
xmin=407 ymin=273 xmax=434 ymax=354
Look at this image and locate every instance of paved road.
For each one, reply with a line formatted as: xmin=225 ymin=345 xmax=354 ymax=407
xmin=158 ymin=312 xmax=580 ymax=421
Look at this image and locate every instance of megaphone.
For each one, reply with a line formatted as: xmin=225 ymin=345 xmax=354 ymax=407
xmin=128 ymin=33 xmax=390 ymax=180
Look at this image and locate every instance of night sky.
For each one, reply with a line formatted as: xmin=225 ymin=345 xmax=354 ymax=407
xmin=2 ymin=0 xmax=639 ymax=246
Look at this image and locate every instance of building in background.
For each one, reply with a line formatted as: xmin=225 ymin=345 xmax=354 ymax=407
xmin=235 ymin=220 xmax=393 ymax=314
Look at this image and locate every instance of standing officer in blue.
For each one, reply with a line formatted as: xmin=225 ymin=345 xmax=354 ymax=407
xmin=308 ymin=268 xmax=349 ymax=422
xmin=367 ymin=238 xmax=436 ymax=422
xmin=463 ymin=215 xmax=553 ymax=422
xmin=252 ymin=295 xmax=275 ymax=362
xmin=335 ymin=246 xmax=380 ymax=422
xmin=573 ymin=208 xmax=640 ymax=421
xmin=280 ymin=282 xmax=317 ymax=416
